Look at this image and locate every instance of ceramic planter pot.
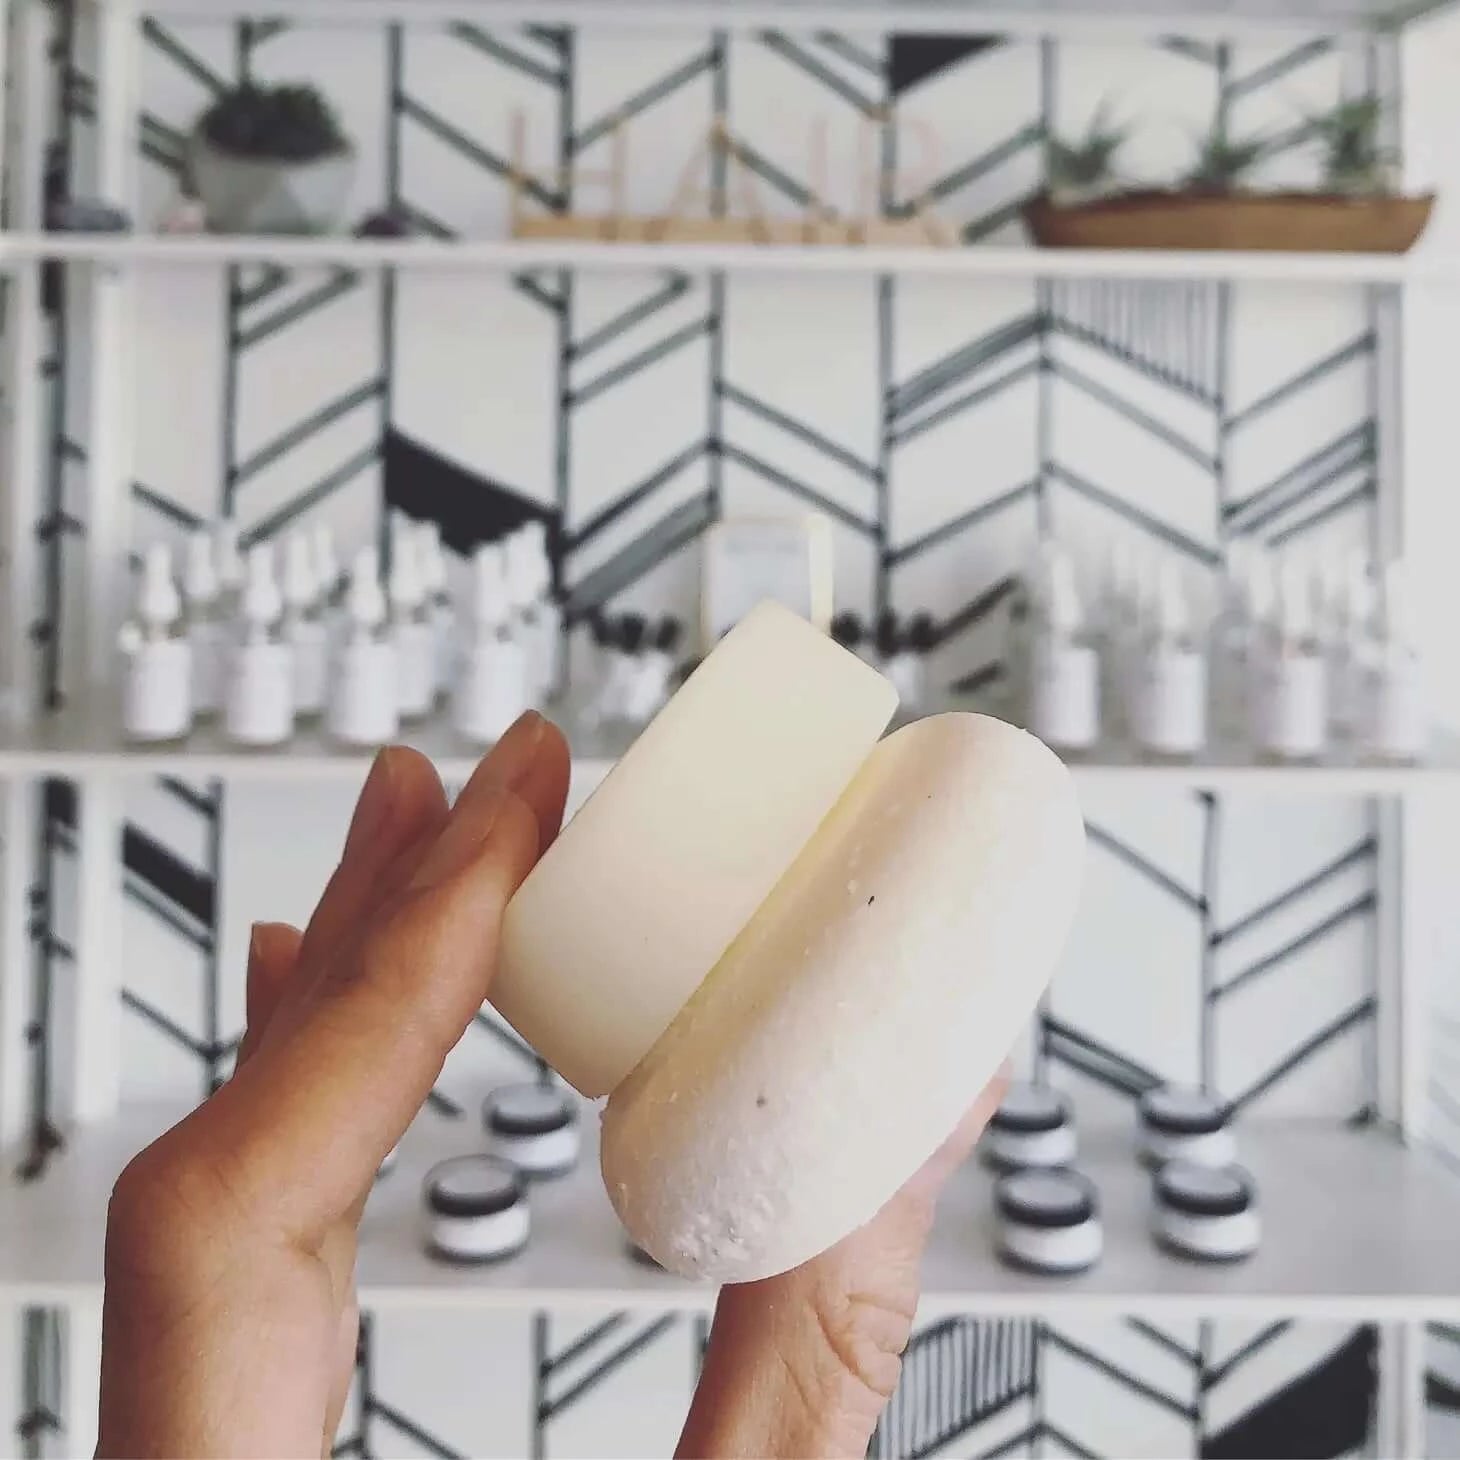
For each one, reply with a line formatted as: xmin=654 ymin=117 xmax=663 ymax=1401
xmin=189 ymin=132 xmax=356 ymax=235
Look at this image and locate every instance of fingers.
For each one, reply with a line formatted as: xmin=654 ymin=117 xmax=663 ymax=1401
xmin=192 ymin=777 xmax=543 ymax=1241
xmin=297 ymin=747 xmax=450 ymax=967
xmin=235 ymin=922 xmax=304 ymax=1071
xmin=678 ymin=1073 xmax=1009 ymax=1460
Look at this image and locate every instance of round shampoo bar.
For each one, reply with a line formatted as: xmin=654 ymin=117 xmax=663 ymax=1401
xmin=1138 ymin=1086 xmax=1236 ymax=1169
xmin=495 ymin=601 xmax=899 ymax=1098
xmin=1152 ymin=1161 xmax=1259 ymax=1262
xmin=995 ymin=1169 xmax=1102 ymax=1275
xmin=423 ymin=1155 xmax=530 ymax=1264
xmin=495 ymin=604 xmax=1085 ymax=1284
xmin=982 ymin=1083 xmax=1077 ymax=1171
xmin=483 ymin=1082 xmax=580 ymax=1178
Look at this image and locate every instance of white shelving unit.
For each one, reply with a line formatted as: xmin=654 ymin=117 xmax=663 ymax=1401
xmin=4 ymin=230 xmax=1459 ymax=283
xmin=2 ymin=0 xmax=1460 ymax=1453
xmin=4 ymin=1105 xmax=1458 ymax=1320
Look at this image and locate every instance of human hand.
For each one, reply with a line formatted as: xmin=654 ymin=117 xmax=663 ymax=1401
xmin=99 ymin=711 xmax=1003 ymax=1459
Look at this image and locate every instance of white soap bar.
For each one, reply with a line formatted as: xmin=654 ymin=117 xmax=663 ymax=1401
xmin=601 ymin=713 xmax=1084 ymax=1283
xmin=492 ymin=601 xmax=898 ymax=1097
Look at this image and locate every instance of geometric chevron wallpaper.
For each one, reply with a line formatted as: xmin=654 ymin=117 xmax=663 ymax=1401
xmin=11 ymin=11 xmax=1439 ymax=1459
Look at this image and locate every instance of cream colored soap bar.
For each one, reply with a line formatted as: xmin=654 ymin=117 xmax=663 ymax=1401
xmin=492 ymin=602 xmax=898 ymax=1097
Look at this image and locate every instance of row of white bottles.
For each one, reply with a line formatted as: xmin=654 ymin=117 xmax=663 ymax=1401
xmin=120 ymin=515 xmax=561 ymax=748
xmin=1018 ymin=540 xmax=1430 ymax=764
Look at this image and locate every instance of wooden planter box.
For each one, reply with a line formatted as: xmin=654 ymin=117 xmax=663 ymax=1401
xmin=1024 ymin=189 xmax=1435 ymax=253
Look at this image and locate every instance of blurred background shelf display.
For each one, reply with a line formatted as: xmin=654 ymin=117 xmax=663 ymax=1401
xmin=3 ymin=1105 xmax=1457 ymax=1319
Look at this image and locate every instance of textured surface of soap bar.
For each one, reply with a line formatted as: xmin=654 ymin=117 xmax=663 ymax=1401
xmin=492 ymin=601 xmax=899 ymax=1097
xmin=601 ymin=713 xmax=1084 ymax=1283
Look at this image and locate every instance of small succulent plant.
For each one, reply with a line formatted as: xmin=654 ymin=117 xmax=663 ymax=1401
xmin=1310 ymin=96 xmax=1397 ymax=195
xmin=1184 ymin=116 xmax=1268 ymax=192
xmin=1046 ymin=103 xmax=1129 ymax=199
xmin=198 ymin=82 xmax=350 ymax=163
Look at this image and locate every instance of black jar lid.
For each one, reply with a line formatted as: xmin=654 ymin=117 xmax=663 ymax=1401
xmin=995 ymin=1169 xmax=1098 ymax=1230
xmin=424 ymin=1155 xmax=525 ymax=1218
xmin=1139 ymin=1085 xmax=1231 ymax=1136
xmin=990 ymin=1083 xmax=1071 ymax=1136
xmin=1155 ymin=1161 xmax=1255 ymax=1219
xmin=484 ymin=1082 xmax=577 ymax=1138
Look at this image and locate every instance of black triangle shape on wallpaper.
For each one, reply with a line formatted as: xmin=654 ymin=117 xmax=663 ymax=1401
xmin=889 ymin=35 xmax=1002 ymax=97
xmin=1201 ymin=1327 xmax=1377 ymax=1460
xmin=382 ymin=428 xmax=561 ymax=563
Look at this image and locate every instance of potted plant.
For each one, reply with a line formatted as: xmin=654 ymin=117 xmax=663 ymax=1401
xmin=1311 ymin=96 xmax=1399 ymax=197
xmin=189 ymin=82 xmax=355 ymax=235
xmin=1182 ymin=117 xmax=1268 ymax=193
xmin=1044 ymin=103 xmax=1128 ymax=207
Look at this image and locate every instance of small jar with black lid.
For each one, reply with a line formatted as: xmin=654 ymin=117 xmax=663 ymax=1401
xmin=1138 ymin=1086 xmax=1236 ymax=1168
xmin=483 ymin=1082 xmax=580 ymax=1178
xmin=423 ymin=1155 xmax=530 ymax=1264
xmin=1152 ymin=1161 xmax=1260 ymax=1262
xmin=982 ymin=1083 xmax=1077 ymax=1171
xmin=994 ymin=1169 xmax=1103 ymax=1275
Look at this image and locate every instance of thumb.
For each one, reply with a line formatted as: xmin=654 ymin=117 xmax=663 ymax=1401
xmin=181 ymin=784 xmax=541 ymax=1240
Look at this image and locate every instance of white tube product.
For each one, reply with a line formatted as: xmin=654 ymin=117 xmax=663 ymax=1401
xmin=1138 ymin=1086 xmax=1237 ymax=1169
xmin=282 ymin=531 xmax=328 ymax=719
xmin=328 ymin=547 xmax=400 ymax=748
xmin=119 ymin=543 xmax=193 ymax=743
xmin=1152 ymin=1161 xmax=1260 ymax=1262
xmin=422 ymin=1156 xmax=531 ymax=1264
xmin=224 ymin=544 xmax=294 ymax=747
xmin=492 ymin=602 xmax=1085 ymax=1282
xmin=181 ymin=527 xmax=226 ymax=718
xmin=388 ymin=532 xmax=435 ymax=721
xmin=994 ymin=1169 xmax=1103 ymax=1275
xmin=982 ymin=1084 xmax=1077 ymax=1171
xmin=454 ymin=544 xmax=529 ymax=746
xmin=1256 ymin=561 xmax=1328 ymax=762
xmin=415 ymin=519 xmax=456 ymax=702
xmin=483 ymin=1083 xmax=581 ymax=1178
xmin=1362 ymin=560 xmax=1429 ymax=763
xmin=1133 ymin=560 xmax=1207 ymax=759
xmin=1026 ymin=549 xmax=1100 ymax=753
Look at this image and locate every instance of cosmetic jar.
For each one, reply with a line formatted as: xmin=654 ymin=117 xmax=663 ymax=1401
xmin=994 ymin=1169 xmax=1102 ymax=1275
xmin=1152 ymin=1161 xmax=1259 ymax=1262
xmin=1138 ymin=1086 xmax=1236 ymax=1169
xmin=422 ymin=1155 xmax=530 ymax=1264
xmin=981 ymin=1083 xmax=1077 ymax=1171
xmin=483 ymin=1082 xmax=580 ymax=1178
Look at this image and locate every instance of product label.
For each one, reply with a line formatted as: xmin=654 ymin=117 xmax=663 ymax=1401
xmin=1136 ymin=648 xmax=1208 ymax=755
xmin=1029 ymin=642 xmax=1100 ymax=750
xmin=1259 ymin=653 xmax=1328 ymax=758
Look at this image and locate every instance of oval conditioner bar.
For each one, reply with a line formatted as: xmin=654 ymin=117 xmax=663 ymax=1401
xmin=601 ymin=712 xmax=1084 ymax=1282
xmin=492 ymin=602 xmax=898 ymax=1097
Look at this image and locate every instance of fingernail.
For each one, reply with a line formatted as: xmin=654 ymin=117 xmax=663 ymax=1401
xmin=414 ymin=785 xmax=511 ymax=891
xmin=478 ymin=711 xmax=546 ymax=792
xmin=345 ymin=748 xmax=399 ymax=857
xmin=248 ymin=921 xmax=263 ymax=967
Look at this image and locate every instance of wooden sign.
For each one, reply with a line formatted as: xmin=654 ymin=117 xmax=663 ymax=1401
xmin=508 ymin=110 xmax=958 ymax=248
